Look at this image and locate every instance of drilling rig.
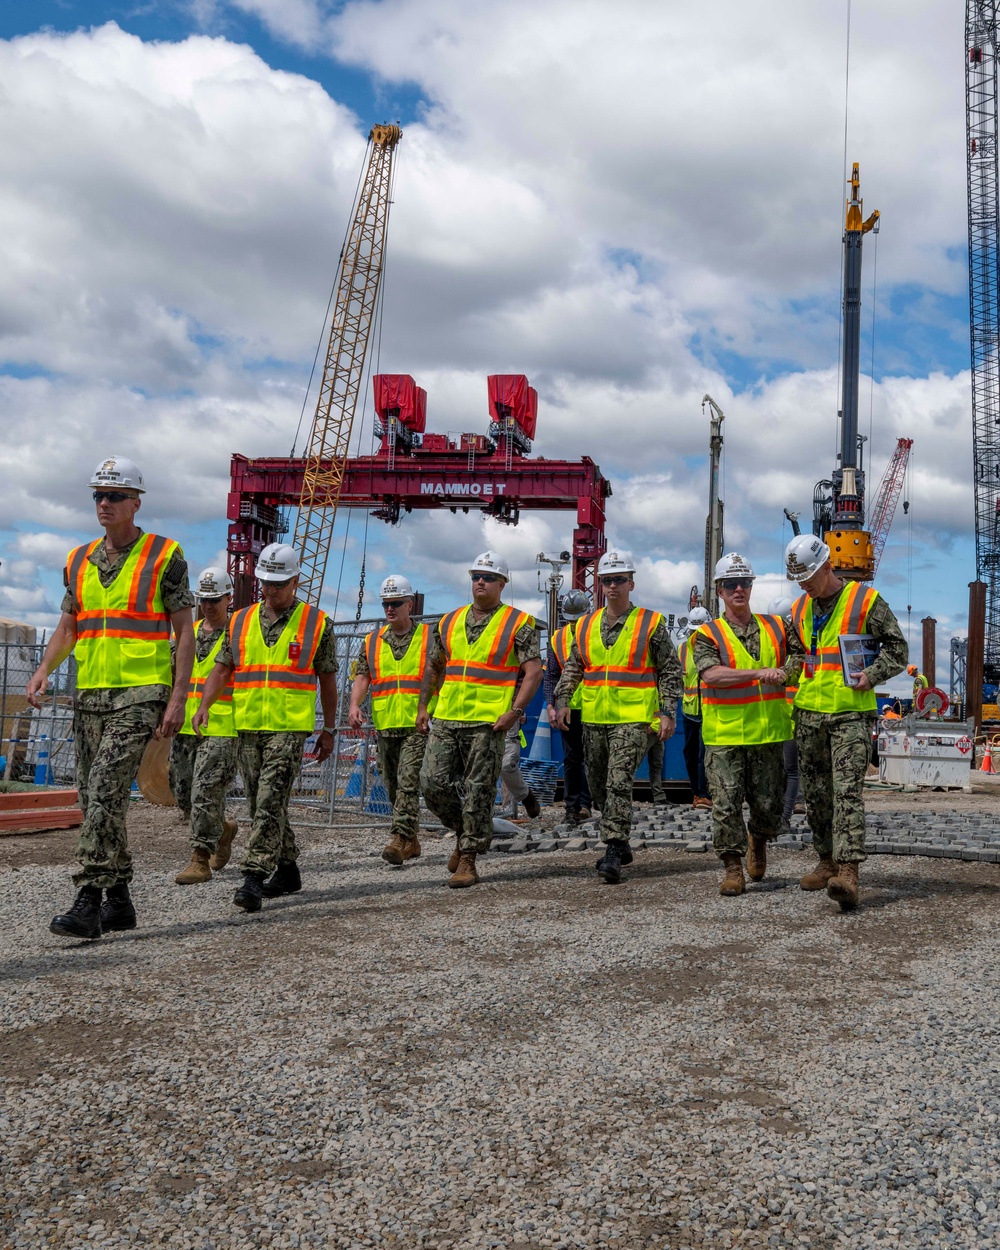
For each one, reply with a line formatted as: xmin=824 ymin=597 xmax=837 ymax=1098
xmin=812 ymin=163 xmax=880 ymax=579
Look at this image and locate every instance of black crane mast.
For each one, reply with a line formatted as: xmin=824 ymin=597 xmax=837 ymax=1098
xmin=967 ymin=0 xmax=1000 ymax=684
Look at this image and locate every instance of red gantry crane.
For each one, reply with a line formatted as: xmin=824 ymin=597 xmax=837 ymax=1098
xmin=228 ymin=374 xmax=612 ymax=608
xmin=867 ymin=437 xmax=913 ymax=576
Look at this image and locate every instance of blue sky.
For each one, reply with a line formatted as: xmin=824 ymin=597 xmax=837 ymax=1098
xmin=0 ymin=0 xmax=977 ymax=694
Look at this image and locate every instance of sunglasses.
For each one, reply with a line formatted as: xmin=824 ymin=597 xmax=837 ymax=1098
xmin=92 ymin=490 xmax=134 ymax=504
xmin=259 ymin=577 xmax=295 ymax=590
xmin=382 ymin=598 xmax=408 ymax=608
xmin=471 ymin=573 xmax=502 ymax=584
xmin=719 ymin=578 xmax=754 ymax=591
xmin=600 ymin=575 xmax=630 ymax=587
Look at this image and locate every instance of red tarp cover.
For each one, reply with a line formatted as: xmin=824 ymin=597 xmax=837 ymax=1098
xmin=374 ymin=374 xmax=427 ymax=433
xmin=487 ymin=374 xmax=536 ymax=439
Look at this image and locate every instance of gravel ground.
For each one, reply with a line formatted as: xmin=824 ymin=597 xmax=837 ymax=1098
xmin=3 ymin=792 xmax=1000 ymax=1249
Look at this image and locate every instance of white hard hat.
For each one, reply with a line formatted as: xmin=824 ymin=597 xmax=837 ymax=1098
xmin=767 ymin=595 xmax=794 ymax=620
xmin=380 ymin=574 xmax=414 ymax=600
xmin=597 ymin=549 xmax=636 ymax=577
xmin=785 ymin=534 xmax=830 ymax=583
xmin=255 ymin=543 xmax=300 ymax=582
xmin=195 ymin=566 xmax=233 ymax=600
xmin=714 ymin=552 xmax=755 ymax=582
xmin=687 ymin=606 xmax=712 ymax=627
xmin=560 ymin=589 xmax=591 ymax=620
xmin=90 ymin=455 xmax=145 ymax=494
xmin=469 ymin=550 xmax=510 ymax=581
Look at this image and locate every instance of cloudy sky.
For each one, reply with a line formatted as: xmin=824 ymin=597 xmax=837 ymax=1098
xmin=0 ymin=0 xmax=975 ymax=690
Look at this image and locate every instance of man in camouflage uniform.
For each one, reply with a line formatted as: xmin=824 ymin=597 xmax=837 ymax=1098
xmin=695 ymin=554 xmax=791 ymax=896
xmin=171 ymin=567 xmax=240 ymax=885
xmin=349 ymin=573 xmax=431 ymax=866
xmin=554 ymin=550 xmax=683 ymax=884
xmin=783 ymin=534 xmax=908 ymax=910
xmin=417 ymin=550 xmax=542 ymax=888
xmin=27 ymin=455 xmax=195 ymax=940
xmin=194 ymin=543 xmax=338 ymax=913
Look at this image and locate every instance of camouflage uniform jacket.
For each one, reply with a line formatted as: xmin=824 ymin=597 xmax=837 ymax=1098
xmin=355 ymin=622 xmax=419 ymax=739
xmin=553 ymin=606 xmax=683 ymax=714
xmin=217 ymin=599 xmax=339 ymax=675
xmin=783 ymin=589 xmax=908 ymax=705
xmin=61 ymin=529 xmax=194 ymax=712
xmin=693 ymin=614 xmax=764 ymax=674
xmin=425 ymin=605 xmax=540 ymax=729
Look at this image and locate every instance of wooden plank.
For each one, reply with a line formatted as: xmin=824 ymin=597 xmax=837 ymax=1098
xmin=0 ymin=807 xmax=83 ymax=836
xmin=0 ymin=789 xmax=80 ymax=811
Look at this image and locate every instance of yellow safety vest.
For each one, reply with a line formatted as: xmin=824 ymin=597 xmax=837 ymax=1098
xmin=679 ymin=638 xmax=701 ymax=717
xmin=576 ymin=607 xmax=663 ymax=725
xmin=181 ymin=621 xmax=235 ymax=738
xmin=229 ymin=602 xmax=327 ymax=733
xmin=433 ymin=604 xmax=531 ymax=723
xmin=365 ymin=623 xmax=436 ymax=730
xmin=699 ymin=615 xmax=792 ymax=746
xmin=67 ymin=534 xmax=178 ymax=689
xmin=550 ymin=622 xmax=582 ymax=711
xmin=791 ymin=583 xmax=879 ymax=714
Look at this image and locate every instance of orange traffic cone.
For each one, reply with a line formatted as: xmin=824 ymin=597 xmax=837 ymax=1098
xmin=982 ymin=740 xmax=994 ymax=774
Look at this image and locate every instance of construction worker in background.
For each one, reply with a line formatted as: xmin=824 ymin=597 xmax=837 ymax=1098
xmin=768 ymin=594 xmax=801 ymax=836
xmin=908 ymin=664 xmax=928 ymax=704
xmin=417 ymin=550 xmax=543 ymax=888
xmin=499 ymin=668 xmax=542 ymax=819
xmin=544 ymin=589 xmax=592 ymax=826
xmin=27 ymin=456 xmax=195 ymax=940
xmin=171 ymin=567 xmax=239 ymax=885
xmin=193 ymin=543 xmax=339 ymax=913
xmin=679 ymin=605 xmax=712 ymax=810
xmin=553 ymin=550 xmax=683 ymax=885
xmin=783 ymin=535 xmax=908 ymax=910
xmin=695 ymin=554 xmax=791 ymax=896
xmin=348 ymin=574 xmax=433 ymax=866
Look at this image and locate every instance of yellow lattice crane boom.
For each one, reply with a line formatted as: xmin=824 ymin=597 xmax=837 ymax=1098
xmin=292 ymin=123 xmax=402 ymax=606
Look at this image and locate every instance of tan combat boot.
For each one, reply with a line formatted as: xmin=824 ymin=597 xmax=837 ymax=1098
xmin=448 ymin=852 xmax=479 ymax=888
xmin=210 ymin=819 xmax=238 ymax=871
xmin=719 ymin=853 xmax=745 ymax=897
xmin=799 ymin=856 xmax=838 ymax=891
xmin=175 ymin=849 xmax=212 ymax=885
xmin=382 ymin=834 xmax=422 ymax=865
xmin=746 ymin=835 xmax=768 ymax=882
xmin=447 ymin=836 xmax=462 ymax=874
xmin=827 ymin=861 xmax=860 ymax=911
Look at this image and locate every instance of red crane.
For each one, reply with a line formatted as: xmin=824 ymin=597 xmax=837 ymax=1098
xmin=868 ymin=436 xmax=913 ymax=576
xmin=227 ymin=373 xmax=611 ymax=609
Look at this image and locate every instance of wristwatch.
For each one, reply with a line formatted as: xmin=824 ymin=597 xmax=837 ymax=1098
xmin=512 ymin=708 xmax=527 ymax=723
xmin=321 ymin=725 xmax=336 ymax=734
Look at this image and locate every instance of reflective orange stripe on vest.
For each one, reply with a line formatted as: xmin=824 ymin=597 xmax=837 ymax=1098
xmin=69 ymin=534 xmax=176 ymax=642
xmin=578 ymin=608 xmax=659 ymax=689
xmin=230 ymin=603 xmax=325 ymax=691
xmin=440 ymin=605 xmax=530 ymax=686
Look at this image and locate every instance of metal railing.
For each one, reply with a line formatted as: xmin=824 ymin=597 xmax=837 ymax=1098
xmin=0 ymin=642 xmax=77 ymax=785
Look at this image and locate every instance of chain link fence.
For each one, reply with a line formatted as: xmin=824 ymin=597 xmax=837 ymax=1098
xmin=0 ymin=642 xmax=77 ymax=786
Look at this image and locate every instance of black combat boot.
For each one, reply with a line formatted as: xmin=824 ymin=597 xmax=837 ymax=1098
xmin=595 ymin=839 xmax=631 ymax=884
xmin=233 ymin=873 xmax=265 ymax=912
xmin=100 ymin=882 xmax=137 ymax=932
xmin=261 ymin=860 xmax=302 ymax=898
xmin=522 ymin=792 xmax=541 ymax=819
xmin=50 ymin=886 xmax=103 ymax=940
xmin=595 ymin=840 xmax=633 ymax=872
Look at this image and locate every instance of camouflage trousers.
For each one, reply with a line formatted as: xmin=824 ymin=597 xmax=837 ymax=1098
xmin=169 ymin=733 xmax=239 ymax=853
xmin=796 ymin=709 xmax=874 ymax=864
xmin=72 ymin=700 xmax=164 ymax=888
xmin=646 ymin=736 xmax=666 ymax=802
xmin=583 ymin=722 xmax=655 ymax=844
xmin=501 ymin=722 xmax=529 ymax=802
xmin=420 ymin=721 xmax=505 ymax=853
xmin=704 ymin=742 xmax=786 ymax=857
xmin=238 ymin=730 xmax=309 ymax=876
xmin=377 ymin=729 xmax=427 ymax=841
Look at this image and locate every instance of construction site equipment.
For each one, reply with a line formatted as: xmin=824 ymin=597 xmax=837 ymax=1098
xmin=702 ymin=395 xmax=725 ymax=612
xmin=536 ymin=551 xmax=572 ymax=630
xmin=878 ymin=717 xmax=975 ymax=790
xmin=812 ymin=163 xmax=880 ymax=579
xmin=966 ymin=4 xmax=1000 ymax=689
xmin=867 ymin=437 xmax=913 ymax=576
xmin=228 ymin=371 xmax=611 ymax=609
xmin=281 ymin=123 xmax=401 ymax=610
